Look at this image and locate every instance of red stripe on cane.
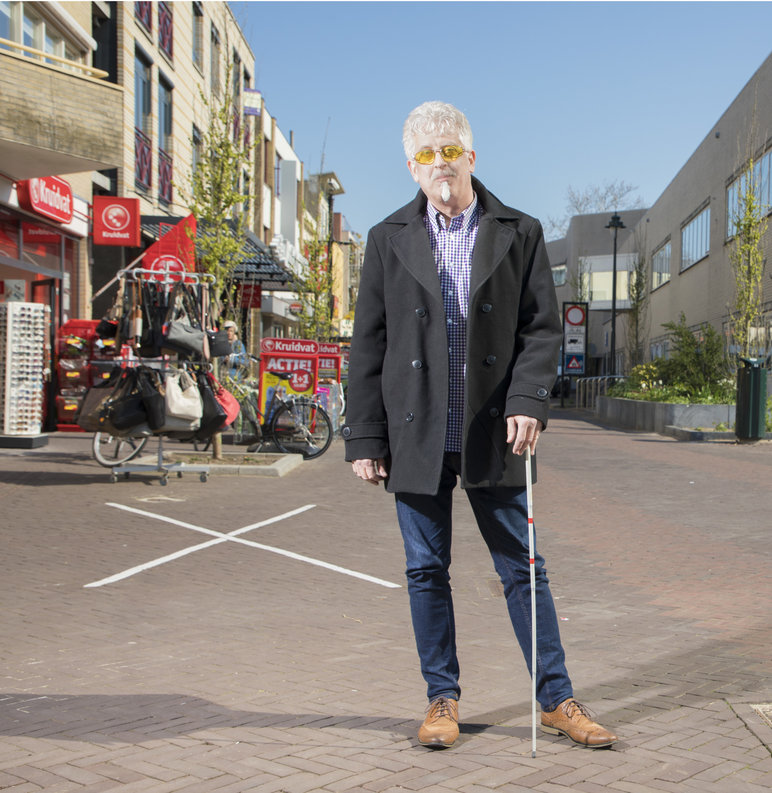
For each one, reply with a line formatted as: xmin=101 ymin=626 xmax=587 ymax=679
xmin=529 ymin=558 xmax=535 ymax=564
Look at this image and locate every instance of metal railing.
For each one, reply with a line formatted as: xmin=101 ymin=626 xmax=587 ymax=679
xmin=0 ymin=37 xmax=108 ymax=79
xmin=575 ymin=376 xmax=627 ymax=411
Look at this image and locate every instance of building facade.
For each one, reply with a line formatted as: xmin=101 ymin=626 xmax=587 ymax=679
xmin=548 ymin=51 xmax=772 ymax=378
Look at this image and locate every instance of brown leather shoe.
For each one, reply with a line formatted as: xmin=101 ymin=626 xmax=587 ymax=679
xmin=418 ymin=696 xmax=459 ymax=748
xmin=541 ymin=698 xmax=617 ymax=747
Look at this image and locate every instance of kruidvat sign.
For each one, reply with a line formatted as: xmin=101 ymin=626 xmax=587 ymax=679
xmin=92 ymin=196 xmax=141 ymax=246
xmin=16 ymin=176 xmax=73 ymax=224
xmin=260 ymin=337 xmax=319 ymax=355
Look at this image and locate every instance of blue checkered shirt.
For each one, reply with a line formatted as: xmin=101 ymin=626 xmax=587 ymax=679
xmin=425 ymin=196 xmax=481 ymax=452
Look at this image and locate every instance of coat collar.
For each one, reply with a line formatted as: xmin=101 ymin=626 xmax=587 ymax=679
xmin=386 ymin=177 xmax=521 ymax=299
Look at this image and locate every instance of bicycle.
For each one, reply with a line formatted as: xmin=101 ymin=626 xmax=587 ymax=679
xmin=91 ymin=431 xmax=149 ymax=467
xmin=225 ymin=368 xmax=333 ymax=460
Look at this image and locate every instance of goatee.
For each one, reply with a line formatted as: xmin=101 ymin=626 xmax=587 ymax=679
xmin=440 ymin=182 xmax=451 ymax=203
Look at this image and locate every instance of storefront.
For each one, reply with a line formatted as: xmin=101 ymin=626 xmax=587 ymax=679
xmin=0 ymin=174 xmax=89 ymax=328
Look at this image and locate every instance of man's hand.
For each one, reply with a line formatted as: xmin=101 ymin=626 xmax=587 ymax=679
xmin=352 ymin=458 xmax=388 ymax=485
xmin=506 ymin=415 xmax=542 ymax=456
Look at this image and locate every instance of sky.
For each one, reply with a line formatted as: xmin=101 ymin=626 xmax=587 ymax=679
xmin=229 ymin=1 xmax=772 ymax=240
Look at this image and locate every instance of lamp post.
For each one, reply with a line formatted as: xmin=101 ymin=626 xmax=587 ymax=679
xmin=605 ymin=212 xmax=626 ymax=375
xmin=324 ymin=175 xmax=344 ymax=326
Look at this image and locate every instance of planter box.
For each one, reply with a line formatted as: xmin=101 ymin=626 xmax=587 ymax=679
xmin=596 ymin=397 xmax=735 ymax=435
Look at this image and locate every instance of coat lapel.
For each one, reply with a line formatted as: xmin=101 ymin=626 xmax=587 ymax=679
xmin=469 ymin=178 xmax=517 ymax=299
xmin=389 ymin=195 xmax=444 ymax=302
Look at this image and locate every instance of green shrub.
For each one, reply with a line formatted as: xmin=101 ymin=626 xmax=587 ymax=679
xmin=610 ymin=314 xmax=735 ymax=404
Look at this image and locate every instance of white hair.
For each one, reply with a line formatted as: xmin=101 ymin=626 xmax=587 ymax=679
xmin=402 ymin=101 xmax=474 ymax=160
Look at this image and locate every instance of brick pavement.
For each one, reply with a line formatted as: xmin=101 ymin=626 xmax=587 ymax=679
xmin=0 ymin=412 xmax=770 ymax=792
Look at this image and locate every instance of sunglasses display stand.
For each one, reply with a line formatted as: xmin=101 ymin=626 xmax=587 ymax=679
xmin=0 ymin=301 xmax=50 ymax=446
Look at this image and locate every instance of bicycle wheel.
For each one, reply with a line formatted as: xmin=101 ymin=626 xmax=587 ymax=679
xmin=92 ymin=432 xmax=149 ymax=467
xmin=269 ymin=399 xmax=332 ymax=459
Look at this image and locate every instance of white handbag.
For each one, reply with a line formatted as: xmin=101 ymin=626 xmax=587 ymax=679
xmin=165 ymin=370 xmax=203 ymax=420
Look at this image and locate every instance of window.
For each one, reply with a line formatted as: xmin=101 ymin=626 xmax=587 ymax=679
xmin=274 ymin=153 xmax=282 ymax=197
xmin=0 ymin=2 xmax=11 ymax=44
xmin=134 ymin=50 xmax=152 ymax=135
xmin=135 ymin=1 xmax=152 ymax=33
xmin=158 ymin=1 xmax=172 ymax=59
xmin=551 ymin=265 xmax=567 ymax=287
xmin=158 ymin=76 xmax=172 ymax=153
xmin=680 ymin=205 xmax=710 ymax=270
xmin=651 ymin=241 xmax=671 ymax=289
xmin=192 ymin=2 xmax=203 ymax=70
xmin=134 ymin=49 xmax=152 ymax=191
xmin=192 ymin=125 xmax=202 ymax=174
xmin=726 ymin=148 xmax=772 ymax=238
xmin=22 ymin=3 xmax=41 ymax=50
xmin=210 ymin=24 xmax=220 ymax=95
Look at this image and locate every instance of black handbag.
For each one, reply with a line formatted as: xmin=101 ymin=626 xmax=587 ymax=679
xmin=138 ymin=367 xmax=166 ymax=431
xmin=107 ymin=369 xmax=148 ymax=431
xmin=207 ymin=328 xmax=232 ymax=358
xmin=162 ymin=283 xmax=208 ymax=359
xmin=193 ymin=370 xmax=228 ymax=440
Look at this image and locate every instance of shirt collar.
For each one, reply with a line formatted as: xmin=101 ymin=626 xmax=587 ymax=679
xmin=426 ymin=193 xmax=480 ymax=233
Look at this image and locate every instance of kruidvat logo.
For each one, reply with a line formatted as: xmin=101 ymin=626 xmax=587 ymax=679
xmin=261 ymin=337 xmax=319 ymax=355
xmin=27 ymin=177 xmax=72 ymax=221
xmin=102 ymin=204 xmax=131 ymax=232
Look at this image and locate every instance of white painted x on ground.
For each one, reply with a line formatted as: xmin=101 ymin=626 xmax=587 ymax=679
xmin=85 ymin=502 xmax=401 ymax=589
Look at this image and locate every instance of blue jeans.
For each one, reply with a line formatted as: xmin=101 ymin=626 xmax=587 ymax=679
xmin=395 ymin=453 xmax=573 ymax=711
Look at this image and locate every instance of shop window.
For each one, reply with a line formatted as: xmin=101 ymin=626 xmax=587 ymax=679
xmin=0 ymin=209 xmax=19 ymax=259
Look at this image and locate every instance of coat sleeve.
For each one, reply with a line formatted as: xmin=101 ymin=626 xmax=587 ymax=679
xmin=342 ymin=229 xmax=390 ymax=462
xmin=504 ymin=219 xmax=562 ymax=425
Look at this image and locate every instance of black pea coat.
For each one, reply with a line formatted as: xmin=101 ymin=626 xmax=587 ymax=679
xmin=342 ymin=177 xmax=561 ymax=494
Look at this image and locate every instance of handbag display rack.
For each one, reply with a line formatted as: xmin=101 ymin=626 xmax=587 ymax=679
xmin=106 ymin=264 xmax=216 ymax=485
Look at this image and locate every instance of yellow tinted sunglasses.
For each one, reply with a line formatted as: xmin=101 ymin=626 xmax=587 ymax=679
xmin=413 ymin=145 xmax=465 ymax=165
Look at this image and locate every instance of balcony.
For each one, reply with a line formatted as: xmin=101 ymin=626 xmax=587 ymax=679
xmin=0 ymin=48 xmax=123 ymax=180
xmin=135 ymin=128 xmax=152 ymax=191
xmin=158 ymin=148 xmax=173 ymax=205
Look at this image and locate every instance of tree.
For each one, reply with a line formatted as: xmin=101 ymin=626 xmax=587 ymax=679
xmin=569 ymin=256 xmax=590 ymax=302
xmin=728 ymin=154 xmax=768 ymax=360
xmin=545 ymin=179 xmax=644 ymax=240
xmin=179 ymin=38 xmax=255 ymax=458
xmin=181 ymin=47 xmax=253 ymax=317
xmin=294 ymin=235 xmax=336 ymax=343
xmin=625 ymin=228 xmax=650 ymax=369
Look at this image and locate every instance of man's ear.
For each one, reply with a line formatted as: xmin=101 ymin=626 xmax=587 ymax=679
xmin=467 ymin=150 xmax=476 ymax=173
xmin=407 ymin=159 xmax=420 ymax=183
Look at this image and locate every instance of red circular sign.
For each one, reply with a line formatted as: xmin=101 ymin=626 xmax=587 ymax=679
xmin=565 ymin=305 xmax=586 ymax=325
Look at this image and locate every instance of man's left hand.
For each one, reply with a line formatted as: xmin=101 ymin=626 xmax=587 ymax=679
xmin=506 ymin=415 xmax=542 ymax=456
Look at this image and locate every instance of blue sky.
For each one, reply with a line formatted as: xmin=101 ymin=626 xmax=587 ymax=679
xmin=229 ymin=1 xmax=772 ymax=240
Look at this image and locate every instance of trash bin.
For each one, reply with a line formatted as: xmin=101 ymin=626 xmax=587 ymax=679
xmin=735 ymin=358 xmax=767 ymax=440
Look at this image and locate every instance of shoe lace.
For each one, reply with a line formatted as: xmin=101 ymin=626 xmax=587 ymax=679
xmin=426 ymin=697 xmax=454 ymax=720
xmin=563 ymin=699 xmax=595 ymax=721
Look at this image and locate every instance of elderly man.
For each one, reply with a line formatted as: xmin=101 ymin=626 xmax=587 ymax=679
xmin=342 ymin=101 xmax=617 ymax=750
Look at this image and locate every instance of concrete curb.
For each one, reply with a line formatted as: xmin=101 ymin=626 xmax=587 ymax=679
xmin=663 ymin=424 xmax=772 ymax=442
xmin=135 ymin=452 xmax=305 ymax=477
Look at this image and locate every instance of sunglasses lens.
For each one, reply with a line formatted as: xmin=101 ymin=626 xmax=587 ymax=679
xmin=441 ymin=146 xmax=464 ymax=161
xmin=414 ymin=149 xmax=435 ymax=165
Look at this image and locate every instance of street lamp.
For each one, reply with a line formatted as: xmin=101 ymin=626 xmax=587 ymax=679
xmin=605 ymin=211 xmax=626 ymax=375
xmin=324 ymin=175 xmax=344 ymax=323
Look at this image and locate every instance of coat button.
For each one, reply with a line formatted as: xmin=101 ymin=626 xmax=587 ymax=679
xmin=415 ymin=307 xmax=427 ymax=318
xmin=489 ymin=408 xmax=500 ymax=418
xmin=484 ymin=354 xmax=497 ymax=366
xmin=405 ymin=412 xmax=414 ymax=422
xmin=342 ymin=426 xmax=352 ymax=438
xmin=481 ymin=303 xmax=493 ymax=313
xmin=412 ymin=360 xmax=423 ymax=369
xmin=537 ymin=387 xmax=548 ymax=398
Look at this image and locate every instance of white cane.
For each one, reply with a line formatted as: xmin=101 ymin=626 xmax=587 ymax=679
xmin=524 ymin=446 xmax=537 ymax=758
